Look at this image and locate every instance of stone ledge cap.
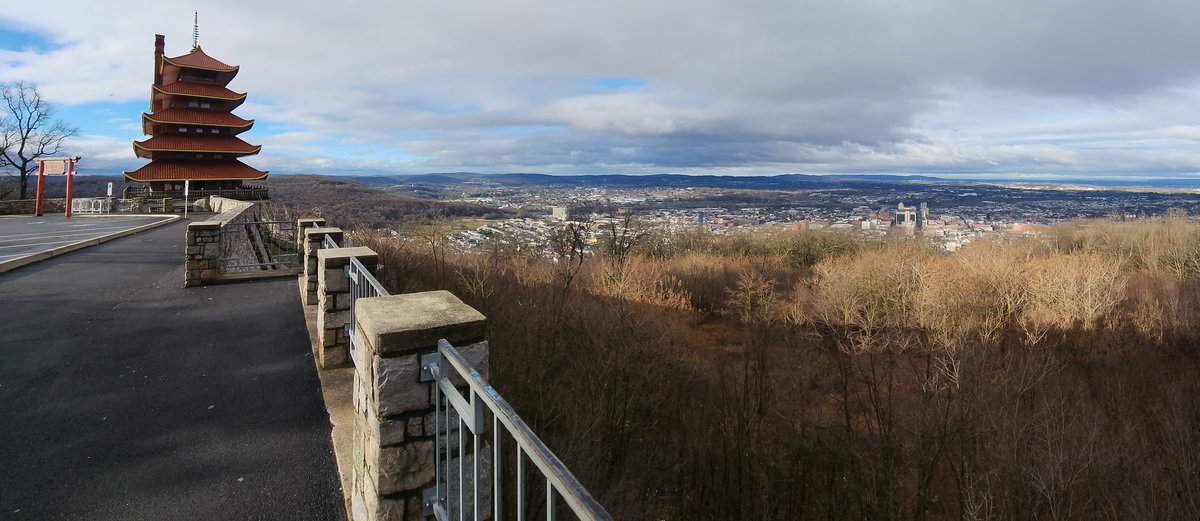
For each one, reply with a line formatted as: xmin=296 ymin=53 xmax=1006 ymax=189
xmin=357 ymin=290 xmax=486 ymax=356
xmin=304 ymin=226 xmax=343 ymax=238
xmin=318 ymin=246 xmax=379 ymax=267
xmin=186 ymin=220 xmax=221 ymax=229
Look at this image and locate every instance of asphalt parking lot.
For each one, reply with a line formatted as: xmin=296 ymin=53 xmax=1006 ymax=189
xmin=0 ymin=214 xmax=175 ymax=267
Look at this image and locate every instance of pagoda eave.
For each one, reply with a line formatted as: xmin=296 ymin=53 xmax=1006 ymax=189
xmin=161 ymin=45 xmax=239 ymax=72
xmin=124 ymin=160 xmax=268 ymax=182
xmin=152 ymin=83 xmax=247 ymax=101
xmin=140 ymin=111 xmax=253 ymax=135
xmin=161 ymin=57 xmax=239 ymax=73
xmin=141 ymin=111 xmax=254 ymax=131
xmin=132 ymin=142 xmax=262 ymax=159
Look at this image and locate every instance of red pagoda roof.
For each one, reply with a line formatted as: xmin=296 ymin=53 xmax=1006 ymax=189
xmin=143 ymin=108 xmax=253 ymax=128
xmin=162 ymin=46 xmax=238 ymax=72
xmin=154 ymin=82 xmax=246 ymax=101
xmin=133 ymin=134 xmax=261 ymax=156
xmin=124 ymin=160 xmax=268 ymax=182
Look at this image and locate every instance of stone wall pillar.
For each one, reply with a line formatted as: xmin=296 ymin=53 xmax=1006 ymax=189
xmin=184 ymin=221 xmax=221 ymax=287
xmin=297 ymin=217 xmax=327 ymax=251
xmin=317 ymin=246 xmax=379 ymax=368
xmin=303 ymin=226 xmax=343 ymax=305
xmin=351 ymin=291 xmax=489 ymax=521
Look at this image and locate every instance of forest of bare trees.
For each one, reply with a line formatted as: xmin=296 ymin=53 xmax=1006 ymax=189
xmin=352 ymin=214 xmax=1200 ymax=520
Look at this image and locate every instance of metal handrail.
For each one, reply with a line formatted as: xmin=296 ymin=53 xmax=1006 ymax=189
xmin=124 ymin=186 xmax=269 ymax=201
xmin=346 ymin=255 xmax=389 ymax=360
xmin=323 ymin=233 xmax=338 ymax=249
xmin=349 ymin=255 xmax=388 ymax=296
xmin=218 ymin=217 xmax=299 ymax=272
xmin=70 ymin=197 xmax=112 ymax=214
xmin=422 ymin=340 xmax=612 ymax=521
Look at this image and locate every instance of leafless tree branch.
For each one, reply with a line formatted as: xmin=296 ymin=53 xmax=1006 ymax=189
xmin=0 ymin=81 xmax=79 ymax=199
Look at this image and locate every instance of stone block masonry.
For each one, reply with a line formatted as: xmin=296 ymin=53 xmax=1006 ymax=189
xmin=350 ymin=291 xmax=489 ymax=521
xmin=184 ymin=196 xmax=268 ymax=287
xmin=303 ymin=226 xmax=343 ymax=305
xmin=317 ymin=246 xmax=379 ymax=368
xmin=297 ymin=217 xmax=327 ymax=252
xmin=184 ymin=221 xmax=222 ymax=287
xmin=0 ymin=198 xmax=66 ymax=215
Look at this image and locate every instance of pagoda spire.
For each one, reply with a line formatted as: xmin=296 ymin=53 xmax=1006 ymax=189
xmin=192 ymin=12 xmax=199 ymax=49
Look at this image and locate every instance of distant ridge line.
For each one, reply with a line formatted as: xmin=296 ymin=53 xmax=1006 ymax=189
xmin=343 ymin=172 xmax=1200 ymax=190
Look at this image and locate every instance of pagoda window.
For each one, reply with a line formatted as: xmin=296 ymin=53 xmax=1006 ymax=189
xmin=195 ymin=153 xmax=204 ymax=159
xmin=195 ymin=127 xmax=204 ymax=133
xmin=214 ymin=154 xmax=224 ymax=159
xmin=187 ymin=100 xmax=199 ymax=108
xmin=178 ymin=127 xmax=188 ymax=133
xmin=181 ymin=69 xmax=217 ymax=82
xmin=210 ymin=128 xmax=220 ymax=134
xmin=200 ymin=102 xmax=211 ymax=109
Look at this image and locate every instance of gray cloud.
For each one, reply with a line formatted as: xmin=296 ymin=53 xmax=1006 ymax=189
xmin=3 ymin=0 xmax=1200 ymax=178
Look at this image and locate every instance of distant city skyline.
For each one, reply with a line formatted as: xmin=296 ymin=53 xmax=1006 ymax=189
xmin=3 ymin=0 xmax=1200 ymax=181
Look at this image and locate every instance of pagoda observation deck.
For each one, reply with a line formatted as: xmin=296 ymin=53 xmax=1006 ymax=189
xmin=124 ymin=34 xmax=268 ymax=199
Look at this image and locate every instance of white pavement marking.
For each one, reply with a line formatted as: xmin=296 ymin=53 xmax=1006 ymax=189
xmin=0 ymin=239 xmax=88 ymax=250
xmin=0 ymin=224 xmax=147 ymax=240
xmin=0 ymin=223 xmax=152 ymax=241
xmin=0 ymin=233 xmax=132 ymax=246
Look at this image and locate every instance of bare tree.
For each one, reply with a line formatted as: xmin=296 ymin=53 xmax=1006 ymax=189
xmin=0 ymin=82 xmax=79 ymax=200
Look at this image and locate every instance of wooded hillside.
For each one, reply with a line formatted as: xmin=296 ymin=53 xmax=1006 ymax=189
xmin=263 ymin=174 xmax=511 ymax=228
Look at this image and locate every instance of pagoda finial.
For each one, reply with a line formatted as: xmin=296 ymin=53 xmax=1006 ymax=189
xmin=192 ymin=11 xmax=199 ymax=49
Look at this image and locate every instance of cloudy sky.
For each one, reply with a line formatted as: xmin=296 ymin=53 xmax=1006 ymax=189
xmin=2 ymin=0 xmax=1200 ymax=180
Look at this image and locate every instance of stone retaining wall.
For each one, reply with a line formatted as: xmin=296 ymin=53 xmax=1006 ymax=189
xmin=184 ymin=197 xmax=259 ymax=287
xmin=0 ymin=198 xmax=66 ymax=215
xmin=184 ymin=221 xmax=222 ymax=287
xmin=209 ymin=196 xmax=256 ymax=214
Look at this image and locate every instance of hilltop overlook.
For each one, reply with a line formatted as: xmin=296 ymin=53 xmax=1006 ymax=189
xmin=251 ymin=173 xmax=1200 ymax=519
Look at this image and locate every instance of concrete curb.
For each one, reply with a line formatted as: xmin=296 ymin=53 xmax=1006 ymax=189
xmin=0 ymin=215 xmax=181 ymax=274
xmin=299 ymin=275 xmax=356 ymax=521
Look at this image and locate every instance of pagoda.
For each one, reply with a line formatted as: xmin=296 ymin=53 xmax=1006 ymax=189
xmin=124 ymin=33 xmax=268 ymax=200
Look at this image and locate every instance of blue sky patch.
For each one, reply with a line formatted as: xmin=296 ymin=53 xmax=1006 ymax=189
xmin=0 ymin=25 xmax=54 ymax=53
xmin=585 ymin=77 xmax=646 ymax=92
xmin=57 ymin=101 xmax=147 ymax=139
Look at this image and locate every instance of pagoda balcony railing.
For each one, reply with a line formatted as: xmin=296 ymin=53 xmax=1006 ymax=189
xmin=124 ymin=185 xmax=269 ymax=202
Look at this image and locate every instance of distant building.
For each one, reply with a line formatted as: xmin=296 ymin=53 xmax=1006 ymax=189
xmin=124 ymin=33 xmax=267 ymax=199
xmin=893 ymin=202 xmax=929 ymax=230
xmin=550 ymin=206 xmax=568 ymax=220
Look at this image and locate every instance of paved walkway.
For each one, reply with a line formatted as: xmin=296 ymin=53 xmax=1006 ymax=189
xmin=0 ymin=219 xmax=343 ymax=520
